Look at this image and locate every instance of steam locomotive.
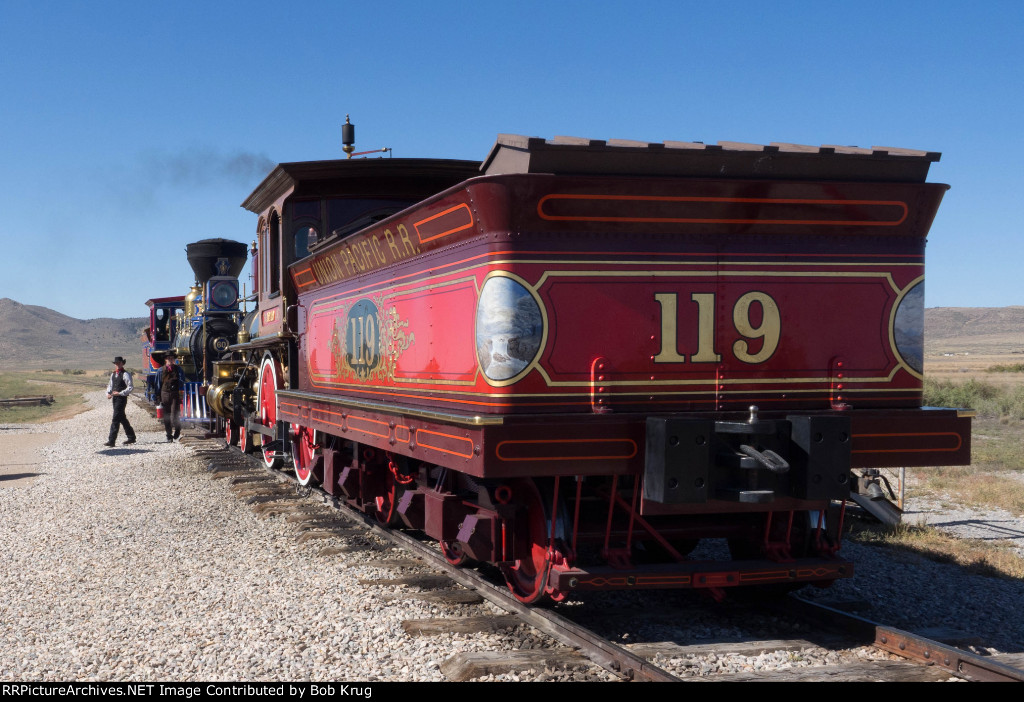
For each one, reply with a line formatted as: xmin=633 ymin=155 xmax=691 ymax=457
xmin=142 ymin=239 xmax=249 ymax=424
xmin=197 ymin=131 xmax=971 ymax=603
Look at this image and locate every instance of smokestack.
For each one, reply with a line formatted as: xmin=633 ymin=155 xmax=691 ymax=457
xmin=186 ymin=238 xmax=249 ymax=285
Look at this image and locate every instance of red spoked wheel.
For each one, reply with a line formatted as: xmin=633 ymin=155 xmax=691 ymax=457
xmin=239 ymin=420 xmax=254 ymax=454
xmin=362 ymin=450 xmax=409 ymax=526
xmin=291 ymin=424 xmax=322 ymax=486
xmin=500 ymin=478 xmax=566 ymax=604
xmin=370 ymin=467 xmax=397 ymax=526
xmin=225 ymin=418 xmax=239 ymax=447
xmin=257 ymin=354 xmax=283 ymax=470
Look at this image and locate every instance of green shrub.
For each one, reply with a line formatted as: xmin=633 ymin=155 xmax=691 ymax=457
xmin=925 ymin=377 xmax=1024 ymax=420
xmin=987 ymin=363 xmax=1024 ymax=373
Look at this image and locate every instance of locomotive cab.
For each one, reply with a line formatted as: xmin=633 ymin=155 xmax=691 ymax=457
xmin=233 ymin=157 xmax=480 ymax=463
xmin=143 ymin=296 xmax=185 ymax=403
xmin=244 ymin=158 xmax=481 ymax=342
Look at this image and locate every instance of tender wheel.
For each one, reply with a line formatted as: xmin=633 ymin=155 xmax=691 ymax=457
xmin=291 ymin=424 xmax=322 ymax=486
xmin=727 ymin=511 xmax=822 ymax=597
xmin=370 ymin=467 xmax=397 ymax=526
xmin=360 ymin=448 xmax=403 ymax=526
xmin=500 ymin=478 xmax=563 ymax=604
xmin=728 ymin=511 xmax=813 ymax=561
xmin=440 ymin=540 xmax=468 ymax=566
xmin=257 ymin=354 xmax=283 ymax=470
xmin=225 ymin=418 xmax=239 ymax=447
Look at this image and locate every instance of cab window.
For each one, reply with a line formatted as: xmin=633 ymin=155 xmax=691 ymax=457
xmin=269 ymin=211 xmax=281 ymax=295
xmin=326 ymin=198 xmax=415 ymax=239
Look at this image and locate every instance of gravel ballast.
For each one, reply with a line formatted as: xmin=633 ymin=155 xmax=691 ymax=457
xmin=0 ymin=392 xmax=611 ymax=682
xmin=1 ymin=391 xmax=1022 ymax=681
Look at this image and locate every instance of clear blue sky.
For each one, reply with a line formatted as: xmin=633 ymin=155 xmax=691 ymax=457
xmin=1 ymin=0 xmax=1021 ymax=319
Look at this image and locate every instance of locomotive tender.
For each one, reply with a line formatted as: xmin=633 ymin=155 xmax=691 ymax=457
xmin=213 ymin=134 xmax=971 ymax=603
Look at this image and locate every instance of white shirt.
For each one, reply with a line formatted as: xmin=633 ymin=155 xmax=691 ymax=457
xmin=106 ymin=369 xmax=134 ymax=397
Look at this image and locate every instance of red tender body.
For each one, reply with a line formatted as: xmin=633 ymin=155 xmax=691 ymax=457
xmin=284 ymin=171 xmax=966 ymax=475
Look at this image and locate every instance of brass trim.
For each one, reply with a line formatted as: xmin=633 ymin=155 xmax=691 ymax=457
xmin=887 ymin=275 xmax=926 ymax=381
xmin=956 ymin=409 xmax=977 ymax=418
xmin=534 ymin=267 xmax=899 ymax=288
xmin=294 ymin=376 xmax=912 ymax=401
xmin=308 ymin=371 xmax=480 ymax=387
xmin=299 ymin=259 xmax=918 ymax=393
xmin=276 ymin=389 xmax=504 ymax=426
xmin=532 ymin=366 xmax=905 ymax=389
xmin=306 ymin=274 xmax=482 ymax=388
xmin=299 ymin=256 xmax=918 ymax=310
xmin=474 ymin=270 xmax=549 ymax=388
xmin=228 ymin=332 xmax=294 ymax=352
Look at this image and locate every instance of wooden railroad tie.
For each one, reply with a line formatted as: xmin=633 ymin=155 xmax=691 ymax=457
xmin=0 ymin=396 xmax=55 ymax=407
xmin=440 ymin=650 xmax=589 ymax=682
xmin=402 ymin=615 xmax=522 ymax=636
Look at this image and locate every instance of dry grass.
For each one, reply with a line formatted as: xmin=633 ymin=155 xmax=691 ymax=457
xmin=909 ymin=464 xmax=1024 ymax=516
xmin=966 ymin=418 xmax=1024 ymax=472
xmin=849 ymin=522 xmax=1024 ymax=580
xmin=925 ymin=352 xmax=1024 ymax=392
xmin=0 ymin=370 xmax=102 ymax=424
xmin=864 ymin=354 xmax=1024 ymax=576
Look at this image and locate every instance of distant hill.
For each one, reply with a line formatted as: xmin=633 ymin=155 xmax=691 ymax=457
xmin=0 ymin=298 xmax=1019 ymax=371
xmin=925 ymin=307 xmax=1024 ymax=355
xmin=0 ymin=298 xmax=147 ymax=371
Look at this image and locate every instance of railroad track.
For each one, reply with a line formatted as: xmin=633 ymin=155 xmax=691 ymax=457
xmin=36 ymin=376 xmax=108 ymax=389
xmin=2 ymin=376 xmax=119 ymax=411
xmin=783 ymin=597 xmax=1024 ymax=682
xmin=48 ymin=376 xmax=161 ymax=416
xmin=180 ymin=431 xmax=1024 ymax=683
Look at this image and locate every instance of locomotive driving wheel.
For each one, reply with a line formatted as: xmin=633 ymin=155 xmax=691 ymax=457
xmin=499 ymin=478 xmax=568 ymax=604
xmin=291 ymin=424 xmax=321 ymax=486
xmin=256 ymin=354 xmax=284 ymax=470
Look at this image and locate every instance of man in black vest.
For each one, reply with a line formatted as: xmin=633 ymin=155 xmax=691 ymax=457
xmin=105 ymin=356 xmax=137 ymax=447
xmin=154 ymin=350 xmax=186 ymax=442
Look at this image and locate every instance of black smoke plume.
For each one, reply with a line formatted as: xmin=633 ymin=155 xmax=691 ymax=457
xmin=144 ymin=147 xmax=276 ymax=188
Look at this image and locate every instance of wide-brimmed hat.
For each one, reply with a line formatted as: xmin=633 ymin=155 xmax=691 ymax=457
xmin=164 ymin=349 xmax=178 ymax=359
xmin=112 ymin=356 xmax=127 ymax=365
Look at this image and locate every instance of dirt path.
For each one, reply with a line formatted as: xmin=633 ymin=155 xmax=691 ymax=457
xmin=0 ymin=432 xmax=59 ymax=486
xmin=903 ymin=479 xmax=1024 ymax=558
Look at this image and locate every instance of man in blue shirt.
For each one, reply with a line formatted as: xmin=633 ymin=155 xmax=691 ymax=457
xmin=154 ymin=350 xmax=187 ymax=442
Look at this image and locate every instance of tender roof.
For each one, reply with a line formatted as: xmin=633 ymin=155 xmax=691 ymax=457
xmin=145 ymin=296 xmax=186 ymax=307
xmin=481 ymin=134 xmax=941 ymax=183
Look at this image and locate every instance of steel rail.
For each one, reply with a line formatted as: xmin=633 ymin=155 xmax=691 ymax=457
xmin=195 ymin=436 xmax=1024 ymax=683
xmin=196 ymin=438 xmax=679 ymax=682
xmin=786 ymin=596 xmax=1024 ymax=682
xmin=304 ymin=479 xmax=682 ymax=682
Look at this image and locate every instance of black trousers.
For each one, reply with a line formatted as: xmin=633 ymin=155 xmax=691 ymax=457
xmin=109 ymin=396 xmax=136 ymax=442
xmin=161 ymin=395 xmax=181 ymax=439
